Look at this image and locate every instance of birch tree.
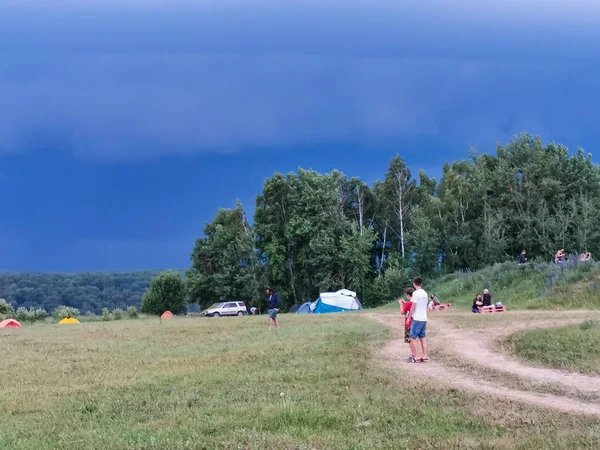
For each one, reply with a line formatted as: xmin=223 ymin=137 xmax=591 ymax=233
xmin=380 ymin=156 xmax=415 ymax=258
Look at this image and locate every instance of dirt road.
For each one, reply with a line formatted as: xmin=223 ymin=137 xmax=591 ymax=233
xmin=367 ymin=311 xmax=600 ymax=416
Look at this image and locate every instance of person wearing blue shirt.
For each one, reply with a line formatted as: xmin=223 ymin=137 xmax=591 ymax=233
xmin=267 ymin=287 xmax=281 ymax=329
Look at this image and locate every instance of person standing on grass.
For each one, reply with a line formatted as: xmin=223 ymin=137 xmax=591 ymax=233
xmin=267 ymin=287 xmax=280 ymax=329
xmin=407 ymin=277 xmax=429 ymax=363
xmin=519 ymin=250 xmax=527 ymax=264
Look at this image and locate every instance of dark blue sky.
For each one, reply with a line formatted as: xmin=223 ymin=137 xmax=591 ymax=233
xmin=2 ymin=1 xmax=600 ymax=272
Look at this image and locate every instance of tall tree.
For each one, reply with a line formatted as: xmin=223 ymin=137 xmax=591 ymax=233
xmin=379 ymin=156 xmax=416 ymax=259
xmin=406 ymin=206 xmax=440 ymax=276
xmin=187 ymin=201 xmax=263 ymax=310
xmin=255 ymin=170 xmax=378 ymax=306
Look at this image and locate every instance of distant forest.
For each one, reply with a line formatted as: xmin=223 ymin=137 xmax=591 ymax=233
xmin=0 ymin=271 xmax=167 ymax=314
xmin=4 ymin=134 xmax=600 ymax=313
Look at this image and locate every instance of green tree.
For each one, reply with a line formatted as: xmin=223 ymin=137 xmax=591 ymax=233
xmin=435 ymin=161 xmax=479 ymax=271
xmin=0 ymin=298 xmax=14 ymax=320
xmin=573 ymin=194 xmax=599 ymax=252
xmin=406 ymin=206 xmax=440 ymax=276
xmin=364 ymin=255 xmax=411 ymax=307
xmin=141 ymin=271 xmax=187 ymax=315
xmin=187 ymin=201 xmax=263 ymax=311
xmin=478 ymin=204 xmax=508 ymax=266
xmin=255 ymin=170 xmax=379 ymax=307
xmin=378 ymin=156 xmax=416 ymax=258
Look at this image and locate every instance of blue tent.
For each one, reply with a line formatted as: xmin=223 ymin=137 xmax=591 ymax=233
xmin=312 ymin=289 xmax=362 ymax=314
xmin=296 ymin=302 xmax=313 ymax=314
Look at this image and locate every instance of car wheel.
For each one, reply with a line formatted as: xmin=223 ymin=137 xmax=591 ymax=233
xmin=213 ymin=312 xmax=220 ymax=317
xmin=237 ymin=311 xmax=244 ymax=316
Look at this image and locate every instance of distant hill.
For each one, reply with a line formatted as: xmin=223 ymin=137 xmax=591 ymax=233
xmin=0 ymin=270 xmax=184 ymax=314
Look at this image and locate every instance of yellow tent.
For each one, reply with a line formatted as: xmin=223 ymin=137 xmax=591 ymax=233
xmin=59 ymin=317 xmax=80 ymax=324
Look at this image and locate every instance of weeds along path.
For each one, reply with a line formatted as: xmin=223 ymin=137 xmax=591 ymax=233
xmin=366 ymin=312 xmax=600 ymax=416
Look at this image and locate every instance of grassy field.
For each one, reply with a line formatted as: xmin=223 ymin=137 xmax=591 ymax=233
xmin=379 ymin=259 xmax=600 ymax=312
xmin=503 ymin=319 xmax=600 ymax=375
xmin=3 ymin=314 xmax=600 ymax=449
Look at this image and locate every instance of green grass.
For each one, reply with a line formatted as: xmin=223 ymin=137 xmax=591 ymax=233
xmin=503 ymin=320 xmax=600 ymax=374
xmin=3 ymin=315 xmax=600 ymax=449
xmin=379 ymin=260 xmax=600 ymax=312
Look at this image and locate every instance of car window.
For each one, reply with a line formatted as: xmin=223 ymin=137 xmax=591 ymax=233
xmin=224 ymin=302 xmax=236 ymax=308
xmin=237 ymin=302 xmax=246 ymax=307
xmin=208 ymin=303 xmax=221 ymax=309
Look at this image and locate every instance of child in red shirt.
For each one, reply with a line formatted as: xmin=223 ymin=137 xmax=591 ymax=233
xmin=398 ymin=287 xmax=415 ymax=343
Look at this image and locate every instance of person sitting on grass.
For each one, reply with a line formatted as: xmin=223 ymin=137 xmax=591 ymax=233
xmin=472 ymin=294 xmax=483 ymax=313
xmin=429 ymin=293 xmax=441 ymax=309
xmin=398 ymin=288 xmax=414 ymax=344
xmin=483 ymin=289 xmax=492 ymax=307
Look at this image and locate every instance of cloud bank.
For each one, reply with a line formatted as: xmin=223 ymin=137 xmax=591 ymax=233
xmin=0 ymin=1 xmax=599 ymax=160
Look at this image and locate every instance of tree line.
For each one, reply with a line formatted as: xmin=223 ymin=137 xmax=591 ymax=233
xmin=0 ymin=271 xmax=165 ymax=314
xmin=187 ymin=134 xmax=600 ymax=311
xmin=4 ymin=134 xmax=598 ymax=316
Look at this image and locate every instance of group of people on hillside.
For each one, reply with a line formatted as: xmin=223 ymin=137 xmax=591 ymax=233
xmin=555 ymin=248 xmax=594 ymax=264
xmin=520 ymin=248 xmax=594 ymax=266
xmin=398 ymin=277 xmax=429 ymax=364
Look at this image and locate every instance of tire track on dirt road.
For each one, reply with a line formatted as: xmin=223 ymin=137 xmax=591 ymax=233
xmin=366 ymin=312 xmax=600 ymax=416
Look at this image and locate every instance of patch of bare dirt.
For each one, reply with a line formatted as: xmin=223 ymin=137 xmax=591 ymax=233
xmin=367 ymin=312 xmax=600 ymax=416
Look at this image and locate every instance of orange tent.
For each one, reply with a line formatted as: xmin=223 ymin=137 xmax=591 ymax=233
xmin=0 ymin=319 xmax=22 ymax=328
xmin=160 ymin=311 xmax=174 ymax=319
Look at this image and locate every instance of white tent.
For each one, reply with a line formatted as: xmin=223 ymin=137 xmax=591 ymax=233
xmin=312 ymin=289 xmax=362 ymax=314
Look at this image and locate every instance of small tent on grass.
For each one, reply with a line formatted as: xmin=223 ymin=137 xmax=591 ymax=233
xmin=299 ymin=289 xmax=362 ymax=314
xmin=59 ymin=317 xmax=80 ymax=324
xmin=0 ymin=319 xmax=22 ymax=328
xmin=296 ymin=302 xmax=313 ymax=314
xmin=161 ymin=311 xmax=174 ymax=319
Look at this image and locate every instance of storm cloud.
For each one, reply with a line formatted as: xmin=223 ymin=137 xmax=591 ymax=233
xmin=1 ymin=0 xmax=599 ymax=160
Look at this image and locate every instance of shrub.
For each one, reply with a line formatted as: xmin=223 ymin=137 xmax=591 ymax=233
xmin=0 ymin=298 xmax=14 ymax=319
xmin=141 ymin=271 xmax=187 ymax=315
xmin=102 ymin=308 xmax=111 ymax=321
xmin=16 ymin=307 xmax=48 ymax=322
xmin=127 ymin=306 xmax=139 ymax=319
xmin=53 ymin=305 xmax=80 ymax=319
xmin=112 ymin=308 xmax=124 ymax=320
xmin=15 ymin=307 xmax=33 ymax=322
xmin=33 ymin=308 xmax=48 ymax=322
xmin=581 ymin=320 xmax=596 ymax=331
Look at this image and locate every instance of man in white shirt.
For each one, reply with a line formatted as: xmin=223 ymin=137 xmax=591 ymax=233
xmin=407 ymin=277 xmax=429 ymax=363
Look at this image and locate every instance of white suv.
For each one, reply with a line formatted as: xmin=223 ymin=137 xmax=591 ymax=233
xmin=204 ymin=301 xmax=248 ymax=317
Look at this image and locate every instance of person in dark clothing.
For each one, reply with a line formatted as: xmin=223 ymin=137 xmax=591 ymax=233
xmin=472 ymin=294 xmax=483 ymax=313
xmin=519 ymin=250 xmax=527 ymax=264
xmin=266 ymin=287 xmax=281 ymax=328
xmin=483 ymin=289 xmax=492 ymax=307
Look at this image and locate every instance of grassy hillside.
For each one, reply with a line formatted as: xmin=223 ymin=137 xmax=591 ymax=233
xmin=382 ymin=259 xmax=600 ymax=311
xmin=2 ymin=314 xmax=600 ymax=449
